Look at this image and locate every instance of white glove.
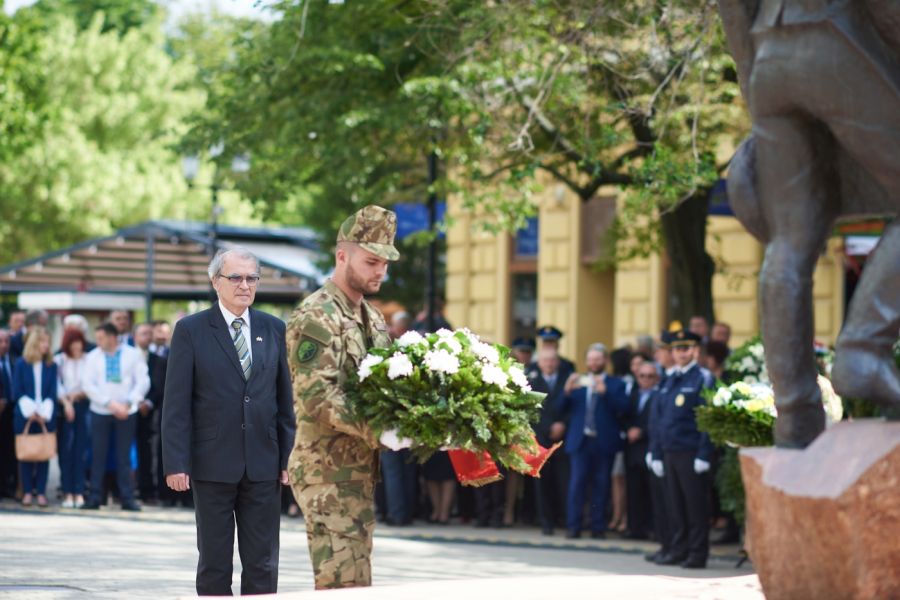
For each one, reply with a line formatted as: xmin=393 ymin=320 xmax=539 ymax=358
xmin=379 ymin=429 xmax=413 ymax=451
xmin=645 ymin=452 xmax=653 ymax=470
xmin=651 ymin=460 xmax=664 ymax=478
xmin=694 ymin=458 xmax=711 ymax=474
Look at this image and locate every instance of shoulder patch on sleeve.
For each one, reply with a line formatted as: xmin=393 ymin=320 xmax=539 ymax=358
xmin=301 ymin=319 xmax=333 ymax=345
xmin=297 ymin=339 xmax=319 ymax=363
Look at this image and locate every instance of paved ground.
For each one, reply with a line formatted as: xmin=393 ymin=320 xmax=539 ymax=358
xmin=0 ymin=500 xmax=759 ymax=599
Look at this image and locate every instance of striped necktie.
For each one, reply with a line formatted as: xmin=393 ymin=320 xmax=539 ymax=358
xmin=231 ymin=318 xmax=251 ymax=379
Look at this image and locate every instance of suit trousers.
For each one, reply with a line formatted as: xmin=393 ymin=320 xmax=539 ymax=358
xmin=192 ymin=475 xmax=281 ymax=596
xmin=534 ymin=450 xmax=568 ymax=529
xmin=624 ymin=447 xmax=653 ymax=538
xmin=566 ymin=437 xmax=615 ymax=533
xmin=136 ymin=409 xmax=156 ymax=499
xmin=663 ymin=450 xmax=710 ymax=560
xmin=89 ymin=413 xmax=137 ymax=504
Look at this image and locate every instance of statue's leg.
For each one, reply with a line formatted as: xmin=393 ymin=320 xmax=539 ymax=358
xmin=752 ymin=115 xmax=834 ymax=448
xmin=833 ymin=220 xmax=900 ymax=414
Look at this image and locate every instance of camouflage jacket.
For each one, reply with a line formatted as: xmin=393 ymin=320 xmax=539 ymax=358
xmin=287 ymin=279 xmax=392 ymax=484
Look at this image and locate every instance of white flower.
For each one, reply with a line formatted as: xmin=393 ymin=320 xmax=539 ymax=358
xmin=742 ymin=375 xmax=758 ymax=385
xmin=358 ymin=354 xmax=384 ymax=381
xmin=734 ymin=381 xmax=753 ymax=396
xmin=472 ymin=341 xmax=500 ymax=364
xmin=480 ymin=364 xmax=509 ymax=388
xmin=439 ymin=336 xmax=463 ymax=354
xmin=396 ymin=330 xmax=426 ymax=348
xmin=387 ymin=352 xmax=414 ymax=380
xmin=435 ymin=328 xmax=454 ymax=338
xmin=423 ymin=349 xmax=460 ymax=375
xmin=508 ymin=366 xmax=531 ymax=392
xmin=741 ymin=356 xmax=757 ymax=371
xmin=750 ymin=344 xmax=765 ymax=360
xmin=713 ymin=387 xmax=732 ymax=407
xmin=818 ymin=375 xmax=843 ymax=426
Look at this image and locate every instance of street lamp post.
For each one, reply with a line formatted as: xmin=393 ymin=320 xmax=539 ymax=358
xmin=182 ymin=150 xmax=250 ymax=300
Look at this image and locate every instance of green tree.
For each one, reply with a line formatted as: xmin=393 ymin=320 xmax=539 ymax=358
xmin=22 ymin=0 xmax=159 ymax=35
xmin=0 ymin=13 xmax=205 ymax=264
xmin=202 ymin=1 xmax=750 ymax=320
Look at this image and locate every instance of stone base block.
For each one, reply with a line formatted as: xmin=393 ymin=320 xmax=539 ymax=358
xmin=740 ymin=420 xmax=900 ymax=600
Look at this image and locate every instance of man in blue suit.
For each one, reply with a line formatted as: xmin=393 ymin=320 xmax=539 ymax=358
xmin=554 ymin=343 xmax=629 ymax=539
xmin=0 ymin=329 xmax=17 ymax=498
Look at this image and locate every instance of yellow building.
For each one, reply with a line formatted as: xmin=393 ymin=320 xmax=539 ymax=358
xmin=445 ymin=186 xmax=848 ymax=370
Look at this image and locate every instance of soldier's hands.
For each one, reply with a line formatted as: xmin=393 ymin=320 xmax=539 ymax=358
xmin=550 ymin=421 xmax=566 ymax=441
xmin=166 ymin=473 xmax=191 ymax=492
xmin=693 ymin=458 xmax=711 ymax=474
xmin=651 ymin=460 xmax=664 ymax=478
xmin=280 ymin=470 xmax=289 ymax=485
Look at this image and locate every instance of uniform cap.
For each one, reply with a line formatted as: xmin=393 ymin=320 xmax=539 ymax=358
xmin=536 ymin=325 xmax=563 ymax=341
xmin=661 ymin=328 xmax=702 ymax=347
xmin=511 ymin=337 xmax=536 ymax=351
xmin=337 ymin=205 xmax=400 ymax=261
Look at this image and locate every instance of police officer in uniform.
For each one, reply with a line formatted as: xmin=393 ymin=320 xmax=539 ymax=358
xmin=531 ymin=326 xmax=575 ymax=378
xmin=648 ymin=328 xmax=714 ymax=569
xmin=287 ymin=205 xmax=407 ymax=590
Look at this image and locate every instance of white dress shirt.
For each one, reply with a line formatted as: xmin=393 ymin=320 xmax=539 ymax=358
xmin=83 ymin=345 xmax=151 ymax=415
xmin=219 ymin=302 xmax=253 ymax=362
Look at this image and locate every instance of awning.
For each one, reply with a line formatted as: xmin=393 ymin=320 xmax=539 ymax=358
xmin=0 ymin=221 xmax=328 ymax=308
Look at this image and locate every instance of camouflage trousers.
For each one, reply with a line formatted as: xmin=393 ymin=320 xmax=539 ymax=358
xmin=293 ymin=479 xmax=376 ymax=590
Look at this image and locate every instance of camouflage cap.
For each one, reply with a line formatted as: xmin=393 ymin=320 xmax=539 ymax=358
xmin=336 ymin=205 xmax=400 ymax=261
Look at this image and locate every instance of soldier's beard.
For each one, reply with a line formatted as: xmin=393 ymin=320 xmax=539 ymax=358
xmin=346 ymin=262 xmax=382 ymax=296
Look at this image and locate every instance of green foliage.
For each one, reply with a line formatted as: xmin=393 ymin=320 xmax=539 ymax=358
xmin=715 ymin=446 xmax=746 ymax=524
xmin=346 ymin=329 xmax=543 ymax=472
xmin=0 ymin=12 xmax=205 ymax=265
xmin=23 ymin=0 xmax=159 ymax=35
xmin=695 ymin=404 xmax=774 ymax=448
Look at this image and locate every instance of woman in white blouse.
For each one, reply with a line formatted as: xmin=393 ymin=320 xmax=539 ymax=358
xmin=55 ymin=329 xmax=90 ymax=508
xmin=12 ymin=327 xmax=57 ymax=508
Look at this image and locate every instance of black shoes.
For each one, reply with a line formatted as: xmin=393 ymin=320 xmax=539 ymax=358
xmin=644 ymin=550 xmax=662 ymax=563
xmin=121 ymin=501 xmax=142 ymax=512
xmin=654 ymin=552 xmax=687 ymax=566
xmin=564 ymin=529 xmax=581 ymax=539
xmin=590 ymin=531 xmax=606 ymax=540
xmin=680 ymin=556 xmax=707 ymax=569
xmin=541 ymin=526 xmax=554 ymax=536
xmin=80 ymin=501 xmax=100 ymax=510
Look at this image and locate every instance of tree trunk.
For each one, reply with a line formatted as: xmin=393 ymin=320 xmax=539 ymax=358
xmin=660 ymin=191 xmax=715 ymax=328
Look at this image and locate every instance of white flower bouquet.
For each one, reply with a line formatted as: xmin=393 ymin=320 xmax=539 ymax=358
xmin=348 ymin=328 xmax=553 ymax=481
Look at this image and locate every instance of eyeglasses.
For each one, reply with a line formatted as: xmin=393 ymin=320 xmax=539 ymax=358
xmin=218 ymin=273 xmax=261 ymax=287
xmin=637 ymin=373 xmax=658 ymax=379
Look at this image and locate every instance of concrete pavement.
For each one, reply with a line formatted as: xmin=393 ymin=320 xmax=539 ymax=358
xmin=0 ymin=499 xmax=759 ymax=599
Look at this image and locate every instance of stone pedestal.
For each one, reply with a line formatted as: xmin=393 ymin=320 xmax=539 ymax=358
xmin=740 ymin=420 xmax=900 ymax=600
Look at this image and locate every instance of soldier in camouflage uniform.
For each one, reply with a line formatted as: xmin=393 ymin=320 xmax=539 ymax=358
xmin=287 ymin=205 xmax=402 ymax=589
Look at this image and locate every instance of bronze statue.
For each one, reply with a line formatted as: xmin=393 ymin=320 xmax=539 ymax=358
xmin=720 ymin=0 xmax=900 ymax=447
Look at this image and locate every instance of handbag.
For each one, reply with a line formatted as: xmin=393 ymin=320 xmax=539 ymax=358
xmin=15 ymin=416 xmax=57 ymax=461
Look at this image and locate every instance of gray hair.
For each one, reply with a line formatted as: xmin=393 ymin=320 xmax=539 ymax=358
xmin=63 ymin=314 xmax=90 ymax=333
xmin=208 ymin=247 xmax=260 ymax=280
xmin=586 ymin=342 xmax=608 ymax=357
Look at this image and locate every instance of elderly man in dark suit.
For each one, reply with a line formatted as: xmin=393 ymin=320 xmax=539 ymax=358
xmin=527 ymin=347 xmax=569 ymax=535
xmin=624 ymin=361 xmax=660 ymax=540
xmin=554 ymin=343 xmax=629 ymax=539
xmin=162 ymin=248 xmax=295 ymax=596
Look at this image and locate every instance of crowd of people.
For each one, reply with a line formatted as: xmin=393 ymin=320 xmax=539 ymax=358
xmin=0 ymin=308 xmax=190 ymax=510
xmin=0 ymin=305 xmax=736 ymax=566
xmin=372 ymin=314 xmax=738 ymax=570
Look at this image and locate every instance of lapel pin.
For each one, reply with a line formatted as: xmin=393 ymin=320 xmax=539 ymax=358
xmin=256 ymin=336 xmax=263 ymax=342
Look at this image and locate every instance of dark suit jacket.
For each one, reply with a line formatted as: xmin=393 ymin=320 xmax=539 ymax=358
xmin=9 ymin=332 xmax=24 ymax=361
xmin=146 ymin=352 xmax=166 ymax=410
xmin=162 ymin=307 xmax=295 ymax=483
xmin=527 ymin=368 xmax=568 ymax=447
xmin=558 ymin=375 xmax=629 ymax=456
xmin=624 ymin=386 xmax=655 ymax=467
xmin=12 ymin=358 xmax=58 ymax=434
xmin=0 ymin=354 xmax=12 ymax=403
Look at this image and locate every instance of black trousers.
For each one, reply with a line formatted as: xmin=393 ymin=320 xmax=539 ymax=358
xmin=663 ymin=450 xmax=710 ymax=560
xmin=136 ymin=409 xmax=156 ymax=499
xmin=0 ymin=406 xmax=17 ymax=497
xmin=650 ymin=469 xmax=672 ymax=553
xmin=192 ymin=475 xmax=281 ymax=596
xmin=533 ymin=450 xmax=568 ymax=529
xmin=89 ymin=413 xmax=137 ymax=504
xmin=624 ymin=451 xmax=654 ymax=538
